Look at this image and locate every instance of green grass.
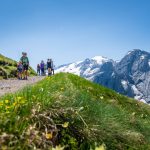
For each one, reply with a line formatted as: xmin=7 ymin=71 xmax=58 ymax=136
xmin=0 ymin=53 xmax=36 ymax=79
xmin=0 ymin=73 xmax=150 ymax=150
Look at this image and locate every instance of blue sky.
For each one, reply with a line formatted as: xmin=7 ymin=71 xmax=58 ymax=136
xmin=0 ymin=0 xmax=150 ymax=69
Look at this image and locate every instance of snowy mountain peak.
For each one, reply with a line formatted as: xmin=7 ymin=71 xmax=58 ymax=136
xmin=127 ymin=49 xmax=150 ymax=57
xmin=128 ymin=49 xmax=142 ymax=53
xmin=92 ymin=56 xmax=109 ymax=64
xmin=127 ymin=49 xmax=142 ymax=55
xmin=56 ymin=56 xmax=113 ymax=80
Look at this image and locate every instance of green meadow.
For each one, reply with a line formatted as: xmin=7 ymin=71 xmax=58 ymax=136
xmin=0 ymin=73 xmax=150 ymax=150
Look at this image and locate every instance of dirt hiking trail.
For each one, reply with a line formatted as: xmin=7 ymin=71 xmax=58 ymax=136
xmin=0 ymin=76 xmax=45 ymax=97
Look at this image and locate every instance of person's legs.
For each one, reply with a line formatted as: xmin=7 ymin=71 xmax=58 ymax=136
xmin=20 ymin=71 xmax=22 ymax=79
xmin=19 ymin=72 xmax=22 ymax=79
xmin=41 ymin=68 xmax=43 ymax=75
xmin=17 ymin=70 xmax=20 ymax=79
xmin=52 ymin=69 xmax=54 ymax=75
xmin=23 ymin=65 xmax=28 ymax=80
xmin=25 ymin=69 xmax=28 ymax=79
xmin=24 ymin=70 xmax=27 ymax=79
xmin=43 ymin=68 xmax=45 ymax=75
xmin=38 ymin=70 xmax=40 ymax=76
xmin=37 ymin=70 xmax=39 ymax=75
xmin=26 ymin=65 xmax=29 ymax=79
xmin=22 ymin=65 xmax=25 ymax=79
xmin=18 ymin=71 xmax=20 ymax=79
xmin=19 ymin=70 xmax=22 ymax=79
xmin=18 ymin=69 xmax=22 ymax=79
xmin=48 ymin=68 xmax=51 ymax=76
xmin=41 ymin=69 xmax=42 ymax=75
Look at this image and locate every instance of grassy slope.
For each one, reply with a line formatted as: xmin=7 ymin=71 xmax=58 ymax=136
xmin=0 ymin=53 xmax=36 ymax=79
xmin=0 ymin=73 xmax=150 ymax=150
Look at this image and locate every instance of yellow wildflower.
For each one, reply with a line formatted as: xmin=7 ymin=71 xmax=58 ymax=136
xmin=60 ymin=88 xmax=64 ymax=91
xmin=52 ymin=145 xmax=64 ymax=150
xmin=6 ymin=106 xmax=11 ymax=109
xmin=95 ymin=144 xmax=106 ymax=150
xmin=13 ymin=102 xmax=17 ymax=106
xmin=1 ymin=145 xmax=7 ymax=150
xmin=20 ymin=100 xmax=26 ymax=104
xmin=45 ymin=132 xmax=53 ymax=140
xmin=5 ymin=100 xmax=9 ymax=103
xmin=62 ymin=122 xmax=69 ymax=128
xmin=100 ymin=96 xmax=104 ymax=100
xmin=0 ymin=102 xmax=3 ymax=106
xmin=17 ymin=97 xmax=22 ymax=100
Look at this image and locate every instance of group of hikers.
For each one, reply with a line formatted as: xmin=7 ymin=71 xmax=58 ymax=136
xmin=17 ymin=52 xmax=54 ymax=80
xmin=37 ymin=59 xmax=54 ymax=76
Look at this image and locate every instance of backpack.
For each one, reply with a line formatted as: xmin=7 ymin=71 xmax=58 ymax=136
xmin=47 ymin=61 xmax=52 ymax=68
xmin=21 ymin=56 xmax=29 ymax=65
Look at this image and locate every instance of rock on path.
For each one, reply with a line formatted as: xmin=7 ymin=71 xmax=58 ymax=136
xmin=0 ymin=76 xmax=45 ymax=97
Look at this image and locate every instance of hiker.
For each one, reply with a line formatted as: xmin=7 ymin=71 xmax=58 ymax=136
xmin=44 ymin=63 xmax=47 ymax=75
xmin=37 ymin=64 xmax=40 ymax=76
xmin=51 ymin=59 xmax=55 ymax=75
xmin=47 ymin=59 xmax=55 ymax=76
xmin=17 ymin=61 xmax=23 ymax=80
xmin=40 ymin=60 xmax=45 ymax=76
xmin=47 ymin=59 xmax=52 ymax=76
xmin=20 ymin=52 xmax=29 ymax=80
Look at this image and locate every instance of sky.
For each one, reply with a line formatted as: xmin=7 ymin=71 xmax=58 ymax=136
xmin=0 ymin=0 xmax=150 ymax=69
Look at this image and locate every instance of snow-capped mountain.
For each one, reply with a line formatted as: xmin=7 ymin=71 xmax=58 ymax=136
xmin=56 ymin=49 xmax=150 ymax=104
xmin=56 ymin=56 xmax=114 ymax=80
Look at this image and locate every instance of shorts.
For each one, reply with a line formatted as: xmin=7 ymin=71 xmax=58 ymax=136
xmin=23 ymin=65 xmax=29 ymax=71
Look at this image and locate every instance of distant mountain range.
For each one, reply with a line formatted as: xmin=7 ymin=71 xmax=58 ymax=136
xmin=56 ymin=49 xmax=150 ymax=104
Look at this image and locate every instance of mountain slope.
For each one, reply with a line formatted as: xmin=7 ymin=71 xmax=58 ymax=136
xmin=115 ymin=49 xmax=150 ymax=102
xmin=0 ymin=73 xmax=150 ymax=149
xmin=0 ymin=53 xmax=36 ymax=79
xmin=56 ymin=49 xmax=150 ymax=103
xmin=56 ymin=56 xmax=114 ymax=80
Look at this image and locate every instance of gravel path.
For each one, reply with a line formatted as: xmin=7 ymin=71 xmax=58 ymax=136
xmin=0 ymin=76 xmax=45 ymax=97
